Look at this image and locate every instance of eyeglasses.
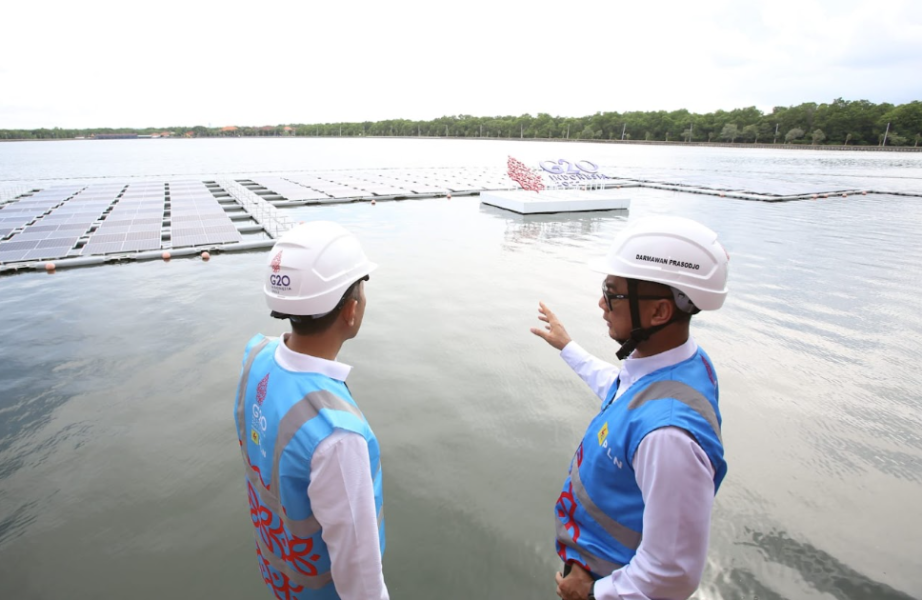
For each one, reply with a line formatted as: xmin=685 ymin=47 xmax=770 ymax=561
xmin=601 ymin=283 xmax=671 ymax=311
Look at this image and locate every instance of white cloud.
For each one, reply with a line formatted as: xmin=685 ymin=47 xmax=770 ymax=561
xmin=1 ymin=0 xmax=919 ymax=128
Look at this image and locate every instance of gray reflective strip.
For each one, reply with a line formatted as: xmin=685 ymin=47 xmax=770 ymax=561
xmin=570 ymin=465 xmax=642 ymax=551
xmin=270 ymin=389 xmax=367 ymax=495
xmin=255 ymin=527 xmax=334 ymax=590
xmin=235 ymin=338 xmax=319 ymax=538
xmin=555 ymin=518 xmax=624 ymax=575
xmin=236 ymin=337 xmax=272 ymax=443
xmin=627 ymin=380 xmax=722 ymax=443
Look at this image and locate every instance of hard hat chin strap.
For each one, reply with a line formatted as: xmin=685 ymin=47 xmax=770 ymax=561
xmin=615 ymin=279 xmax=682 ymax=360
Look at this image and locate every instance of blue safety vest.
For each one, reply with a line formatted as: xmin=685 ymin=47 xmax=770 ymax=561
xmin=555 ymin=348 xmax=726 ymax=575
xmin=234 ymin=335 xmax=385 ymax=600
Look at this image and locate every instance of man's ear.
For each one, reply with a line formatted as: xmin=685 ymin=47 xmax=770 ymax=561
xmin=341 ymin=298 xmax=358 ymax=327
xmin=650 ymin=299 xmax=674 ymax=326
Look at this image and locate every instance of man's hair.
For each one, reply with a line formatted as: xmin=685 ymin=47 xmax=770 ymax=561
xmin=289 ymin=278 xmax=364 ymax=335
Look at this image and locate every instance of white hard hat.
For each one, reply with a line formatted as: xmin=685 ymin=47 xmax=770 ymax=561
xmin=589 ymin=216 xmax=729 ymax=311
xmin=264 ymin=221 xmax=377 ymax=317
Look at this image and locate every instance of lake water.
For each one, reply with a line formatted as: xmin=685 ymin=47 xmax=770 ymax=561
xmin=1 ymin=138 xmax=920 ymax=600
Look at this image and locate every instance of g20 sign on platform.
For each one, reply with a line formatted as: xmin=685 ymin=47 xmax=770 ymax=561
xmin=539 ymin=159 xmax=612 ymax=186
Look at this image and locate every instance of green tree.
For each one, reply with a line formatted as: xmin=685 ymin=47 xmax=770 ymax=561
xmin=785 ymin=128 xmax=804 ymax=143
xmin=720 ymin=123 xmax=740 ymax=143
xmin=811 ymin=129 xmax=826 ymax=145
xmin=741 ymin=124 xmax=761 ymax=143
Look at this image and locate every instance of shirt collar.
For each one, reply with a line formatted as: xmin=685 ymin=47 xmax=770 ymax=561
xmin=619 ymin=337 xmax=698 ymax=390
xmin=274 ymin=333 xmax=353 ymax=381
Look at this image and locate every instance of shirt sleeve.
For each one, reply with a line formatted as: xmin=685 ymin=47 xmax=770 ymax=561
xmin=560 ymin=341 xmax=620 ymax=401
xmin=308 ymin=430 xmax=389 ymax=600
xmin=592 ymin=427 xmax=716 ymax=600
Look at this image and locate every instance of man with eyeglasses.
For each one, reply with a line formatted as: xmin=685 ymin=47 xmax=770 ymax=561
xmin=234 ymin=221 xmax=389 ymax=600
xmin=531 ymin=216 xmax=730 ymax=600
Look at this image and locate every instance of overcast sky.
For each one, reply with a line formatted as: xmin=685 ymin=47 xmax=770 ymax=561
xmin=2 ymin=0 xmax=920 ymax=129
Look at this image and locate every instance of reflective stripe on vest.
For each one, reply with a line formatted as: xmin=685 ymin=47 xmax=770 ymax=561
xmin=627 ymin=380 xmax=722 ymax=443
xmin=569 ymin=457 xmax=642 ymax=551
xmin=235 ymin=337 xmax=383 ymax=592
xmin=555 ymin=518 xmax=624 ymax=575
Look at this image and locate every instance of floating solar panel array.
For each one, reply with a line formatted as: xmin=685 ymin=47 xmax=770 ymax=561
xmin=0 ymin=185 xmax=101 ymax=263
xmin=246 ymin=176 xmax=331 ymax=202
xmin=168 ymin=181 xmax=241 ymax=248
xmin=256 ymin=168 xmax=517 ymax=203
xmin=81 ymin=182 xmax=164 ymax=256
xmin=0 ymin=186 xmax=83 ymax=238
xmin=284 ymin=175 xmax=366 ymax=199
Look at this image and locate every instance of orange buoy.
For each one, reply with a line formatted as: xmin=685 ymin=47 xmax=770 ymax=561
xmin=44 ymin=262 xmax=55 ymax=272
xmin=201 ymin=251 xmax=210 ymax=260
xmin=823 ymin=194 xmax=829 ymax=198
xmin=371 ymin=199 xmax=376 ymax=205
xmin=447 ymin=194 xmax=452 ymax=200
xmin=812 ymin=194 xmax=818 ymax=199
xmin=862 ymin=191 xmax=867 ymax=195
xmin=842 ymin=193 xmax=848 ymax=198
xmin=162 ymin=251 xmax=171 ymax=261
xmin=719 ymin=192 xmax=725 ymax=197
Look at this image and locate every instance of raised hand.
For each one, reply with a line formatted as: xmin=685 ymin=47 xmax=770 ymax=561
xmin=531 ymin=301 xmax=573 ymax=351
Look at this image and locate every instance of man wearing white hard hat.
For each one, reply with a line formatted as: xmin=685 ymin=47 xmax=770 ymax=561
xmin=234 ymin=221 xmax=388 ymax=600
xmin=531 ymin=216 xmax=729 ymax=600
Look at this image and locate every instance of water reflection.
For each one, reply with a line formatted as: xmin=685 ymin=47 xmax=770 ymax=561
xmin=478 ymin=203 xmax=629 ymax=250
xmin=731 ymin=529 xmax=917 ymax=600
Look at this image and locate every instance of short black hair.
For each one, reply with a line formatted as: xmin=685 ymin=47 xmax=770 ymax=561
xmin=277 ymin=276 xmax=367 ymax=335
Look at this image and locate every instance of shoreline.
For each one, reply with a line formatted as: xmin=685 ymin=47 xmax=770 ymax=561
xmin=0 ymin=136 xmax=919 ymax=152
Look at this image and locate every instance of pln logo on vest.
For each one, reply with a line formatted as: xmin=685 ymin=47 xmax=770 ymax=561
xmin=598 ymin=422 xmax=624 ymax=469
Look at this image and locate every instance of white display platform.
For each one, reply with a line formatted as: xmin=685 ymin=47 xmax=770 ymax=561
xmin=480 ymin=189 xmax=630 ymax=214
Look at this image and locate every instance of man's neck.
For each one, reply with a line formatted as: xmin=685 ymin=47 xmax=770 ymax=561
xmin=632 ymin=329 xmax=689 ymax=359
xmin=284 ymin=331 xmax=344 ymax=362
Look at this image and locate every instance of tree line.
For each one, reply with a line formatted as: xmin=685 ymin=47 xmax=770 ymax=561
xmin=2 ymin=98 xmax=920 ymax=146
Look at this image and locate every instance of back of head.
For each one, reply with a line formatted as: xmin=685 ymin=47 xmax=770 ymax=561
xmin=590 ymin=215 xmax=729 ymax=313
xmin=264 ymin=221 xmax=377 ymax=321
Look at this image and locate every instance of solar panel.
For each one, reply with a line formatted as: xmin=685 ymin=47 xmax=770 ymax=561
xmin=36 ymin=237 xmax=78 ymax=249
xmin=90 ymin=233 xmax=127 ymax=244
xmin=0 ymin=240 xmax=39 ymax=251
xmin=80 ymin=242 xmax=124 ymax=255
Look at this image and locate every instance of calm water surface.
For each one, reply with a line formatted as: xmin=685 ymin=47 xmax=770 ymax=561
xmin=1 ymin=139 xmax=920 ymax=599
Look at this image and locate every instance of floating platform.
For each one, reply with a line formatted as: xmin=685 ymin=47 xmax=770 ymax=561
xmin=3 ymin=164 xmax=909 ymax=276
xmin=480 ymin=189 xmax=630 ymax=214
xmin=0 ymin=180 xmax=288 ymax=275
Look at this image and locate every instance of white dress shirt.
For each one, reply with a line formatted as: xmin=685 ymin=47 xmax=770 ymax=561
xmin=560 ymin=339 xmax=717 ymax=600
xmin=275 ymin=335 xmax=389 ymax=600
